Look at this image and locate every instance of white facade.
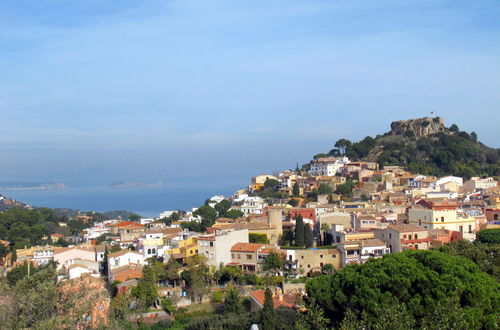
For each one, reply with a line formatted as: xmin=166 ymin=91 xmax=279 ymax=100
xmin=239 ymin=196 xmax=266 ymax=215
xmin=198 ymin=229 xmax=249 ymax=267
xmin=108 ymin=251 xmax=145 ymax=270
xmin=33 ymin=246 xmax=54 ymax=265
xmin=309 ymin=157 xmax=349 ymax=177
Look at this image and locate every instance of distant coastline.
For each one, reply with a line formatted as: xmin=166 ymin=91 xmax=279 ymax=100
xmin=0 ymin=182 xmax=67 ymax=191
xmin=110 ymin=181 xmax=165 ymax=189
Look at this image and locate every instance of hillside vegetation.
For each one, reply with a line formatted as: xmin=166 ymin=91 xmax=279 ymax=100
xmin=319 ymin=117 xmax=500 ymax=178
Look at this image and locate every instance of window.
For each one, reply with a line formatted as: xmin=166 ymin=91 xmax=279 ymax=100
xmin=415 ymin=234 xmax=418 ymax=239
xmin=332 ymin=255 xmax=336 ymax=258
xmin=469 ymin=225 xmax=472 ymax=233
xmin=307 ymin=264 xmax=311 ymax=268
xmin=441 ymin=217 xmax=444 ymax=222
xmin=408 ymin=235 xmax=412 ymax=240
xmin=301 ymin=256 xmax=304 ymax=259
xmin=320 ymin=255 xmax=323 ymax=258
xmin=247 ymin=254 xmax=252 ymax=260
xmin=288 ymin=255 xmax=292 ymax=261
xmin=459 ymin=226 xmax=463 ymax=233
xmin=147 ymin=249 xmax=151 ymax=254
xmin=320 ymin=263 xmax=323 ymax=267
xmin=237 ymin=254 xmax=241 ymax=259
xmin=436 ymin=218 xmax=438 ymax=222
xmin=152 ymin=248 xmax=156 ymax=254
xmin=495 ymin=214 xmax=499 ymax=221
xmin=209 ymin=242 xmax=214 ymax=247
xmin=419 ymin=220 xmax=421 ymax=226
xmin=389 ymin=233 xmax=392 ymax=239
xmin=231 ymin=253 xmax=235 ymax=259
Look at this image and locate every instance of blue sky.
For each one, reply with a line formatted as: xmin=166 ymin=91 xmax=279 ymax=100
xmin=1 ymin=0 xmax=499 ymax=186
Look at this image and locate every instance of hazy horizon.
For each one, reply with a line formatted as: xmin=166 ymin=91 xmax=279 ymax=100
xmin=1 ymin=0 xmax=499 ymax=186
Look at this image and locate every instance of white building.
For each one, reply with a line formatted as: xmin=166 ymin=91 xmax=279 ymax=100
xmin=197 ymin=229 xmax=249 ymax=267
xmin=108 ymin=250 xmax=145 ymax=271
xmin=33 ymin=246 xmax=54 ymax=265
xmin=309 ymin=157 xmax=349 ymax=177
xmin=237 ymin=196 xmax=267 ymax=215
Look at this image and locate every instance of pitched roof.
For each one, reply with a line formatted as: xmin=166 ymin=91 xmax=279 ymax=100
xmin=249 ymin=290 xmax=298 ymax=309
xmin=388 ymin=224 xmax=429 ymax=233
xmin=109 ymin=249 xmax=142 ymax=258
xmin=231 ymin=242 xmax=264 ymax=253
xmin=109 ymin=221 xmax=144 ymax=228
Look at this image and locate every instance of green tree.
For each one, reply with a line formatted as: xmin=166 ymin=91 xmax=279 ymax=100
xmin=102 ymin=246 xmax=109 ymax=276
xmin=261 ymin=287 xmax=276 ymax=330
xmin=249 ymin=233 xmax=268 ymax=244
xmin=224 ymin=286 xmax=244 ymax=314
xmin=214 ymin=199 xmax=231 ymax=217
xmin=287 ymin=199 xmax=299 ymax=207
xmin=10 ymin=247 xmax=17 ymax=264
xmin=226 ymin=209 xmax=244 ymax=219
xmin=306 ymin=250 xmax=500 ymax=328
xmin=296 ymin=298 xmax=330 ymax=330
xmin=263 ymin=252 xmax=284 ymax=273
xmin=476 ymin=228 xmax=500 ymax=244
xmin=181 ymin=255 xmax=210 ymax=302
xmin=292 ymin=182 xmax=300 ymax=197
xmin=131 ymin=265 xmax=159 ymax=311
xmin=294 ymin=215 xmax=305 ymax=247
xmin=193 ymin=205 xmax=218 ymax=230
xmin=304 ymin=224 xmax=313 ymax=248
xmin=334 ymin=139 xmax=352 ymax=156
xmin=437 ymin=240 xmax=500 ymax=280
xmin=317 ymin=183 xmax=333 ymax=195
xmin=264 ymin=178 xmax=280 ymax=190
xmin=321 ymin=263 xmax=335 ymax=275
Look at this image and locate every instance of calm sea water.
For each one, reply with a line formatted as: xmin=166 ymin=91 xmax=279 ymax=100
xmin=2 ymin=183 xmax=241 ymax=218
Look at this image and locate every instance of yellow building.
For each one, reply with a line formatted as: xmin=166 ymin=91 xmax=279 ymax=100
xmin=165 ymin=237 xmax=198 ymax=263
xmin=408 ymin=199 xmax=476 ymax=236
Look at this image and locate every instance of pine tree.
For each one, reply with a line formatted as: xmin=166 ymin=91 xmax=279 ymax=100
xmin=304 ymin=224 xmax=313 ymax=248
xmin=261 ymin=287 xmax=276 ymax=330
xmin=224 ymin=286 xmax=244 ymax=314
xmin=294 ymin=215 xmax=305 ymax=247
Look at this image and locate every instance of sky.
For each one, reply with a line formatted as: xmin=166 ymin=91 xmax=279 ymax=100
xmin=1 ymin=0 xmax=499 ymax=187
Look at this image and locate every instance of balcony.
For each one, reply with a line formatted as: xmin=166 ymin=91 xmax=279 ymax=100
xmin=401 ymin=238 xmax=430 ymax=244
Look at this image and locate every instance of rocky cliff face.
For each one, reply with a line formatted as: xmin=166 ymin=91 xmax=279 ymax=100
xmin=390 ymin=117 xmax=446 ymax=138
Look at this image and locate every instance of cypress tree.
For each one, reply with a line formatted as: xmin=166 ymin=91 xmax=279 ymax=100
xmin=304 ymin=224 xmax=313 ymax=248
xmin=292 ymin=182 xmax=300 ymax=197
xmin=10 ymin=248 xmax=17 ymax=264
xmin=294 ymin=215 xmax=305 ymax=247
xmin=102 ymin=246 xmax=109 ymax=276
xmin=261 ymin=287 xmax=276 ymax=330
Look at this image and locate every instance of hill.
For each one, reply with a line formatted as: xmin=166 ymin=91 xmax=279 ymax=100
xmin=316 ymin=116 xmax=500 ymax=178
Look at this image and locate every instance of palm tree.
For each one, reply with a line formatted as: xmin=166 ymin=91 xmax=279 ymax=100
xmin=320 ymin=223 xmax=330 ymax=246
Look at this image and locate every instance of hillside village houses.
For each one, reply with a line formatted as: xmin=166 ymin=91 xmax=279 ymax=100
xmin=7 ymin=146 xmax=499 ymax=307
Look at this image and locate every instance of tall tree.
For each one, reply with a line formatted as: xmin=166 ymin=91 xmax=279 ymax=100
xmin=292 ymin=182 xmax=300 ymax=197
xmin=102 ymin=246 xmax=109 ymax=276
xmin=261 ymin=288 xmax=276 ymax=330
xmin=294 ymin=215 xmax=305 ymax=247
xmin=10 ymin=247 xmax=17 ymax=264
xmin=224 ymin=286 xmax=244 ymax=314
xmin=304 ymin=225 xmax=313 ymax=248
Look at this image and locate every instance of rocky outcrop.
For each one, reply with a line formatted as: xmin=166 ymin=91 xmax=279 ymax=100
xmin=390 ymin=117 xmax=446 ymax=138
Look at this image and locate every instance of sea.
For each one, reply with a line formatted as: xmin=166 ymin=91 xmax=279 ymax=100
xmin=1 ymin=182 xmax=243 ymax=218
